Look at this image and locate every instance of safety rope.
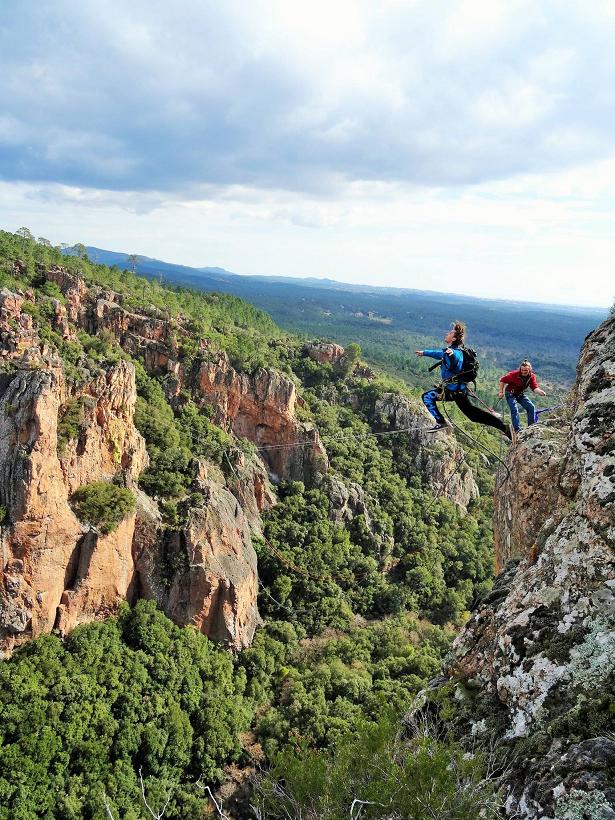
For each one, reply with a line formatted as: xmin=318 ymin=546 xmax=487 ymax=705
xmin=465 ymin=387 xmax=500 ymax=415
xmin=420 ymin=448 xmax=468 ymax=514
xmin=441 ymin=400 xmax=511 ymax=485
xmin=534 ymin=405 xmax=563 ymax=417
xmin=253 ymin=424 xmax=430 ymax=452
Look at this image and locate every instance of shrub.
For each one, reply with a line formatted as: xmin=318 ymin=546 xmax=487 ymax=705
xmin=39 ymin=280 xmax=65 ymax=301
xmin=0 ymin=601 xmax=248 ymax=819
xmin=70 ymin=481 xmax=136 ymax=534
xmin=57 ymin=398 xmax=85 ymax=454
xmin=253 ymin=713 xmax=501 ymax=819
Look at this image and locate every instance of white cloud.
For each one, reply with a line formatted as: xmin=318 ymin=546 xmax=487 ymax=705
xmin=2 ymin=148 xmax=614 ymax=307
xmin=1 ymin=1 xmax=614 ymax=308
xmin=3 ymin=0 xmax=615 ymax=191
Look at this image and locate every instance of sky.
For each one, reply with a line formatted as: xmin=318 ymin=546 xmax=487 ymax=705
xmin=1 ymin=0 xmax=614 ymax=308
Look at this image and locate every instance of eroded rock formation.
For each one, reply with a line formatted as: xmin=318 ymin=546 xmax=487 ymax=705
xmin=0 ymin=357 xmax=147 ymax=653
xmin=304 ymin=341 xmax=345 ymax=365
xmin=137 ymin=477 xmax=260 ymax=650
xmin=0 ymin=283 xmax=265 ymax=653
xmin=197 ymin=351 xmax=328 ymax=481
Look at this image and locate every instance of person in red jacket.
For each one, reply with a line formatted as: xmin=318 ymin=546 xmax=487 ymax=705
xmin=498 ymin=360 xmax=546 ymax=434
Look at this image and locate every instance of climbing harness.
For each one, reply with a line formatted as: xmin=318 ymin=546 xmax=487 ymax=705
xmin=428 ymin=346 xmax=480 ymax=388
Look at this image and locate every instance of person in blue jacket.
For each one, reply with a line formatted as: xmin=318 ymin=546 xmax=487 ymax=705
xmin=416 ymin=321 xmax=512 ymax=438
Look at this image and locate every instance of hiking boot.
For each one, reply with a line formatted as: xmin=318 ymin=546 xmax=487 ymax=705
xmin=425 ymin=421 xmax=451 ymax=433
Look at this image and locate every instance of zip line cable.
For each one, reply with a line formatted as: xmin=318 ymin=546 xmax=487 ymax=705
xmin=441 ymin=400 xmax=511 ymax=485
xmin=252 ymin=424 xmax=430 ymax=452
xmin=220 ymin=383 xmax=519 ymax=594
xmin=222 ymin=387 xmax=514 ymax=526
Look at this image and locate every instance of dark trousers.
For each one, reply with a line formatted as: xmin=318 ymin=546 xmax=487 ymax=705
xmin=422 ymin=388 xmax=507 ymax=434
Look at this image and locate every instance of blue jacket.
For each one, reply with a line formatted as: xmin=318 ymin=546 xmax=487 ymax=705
xmin=423 ymin=346 xmax=466 ymax=391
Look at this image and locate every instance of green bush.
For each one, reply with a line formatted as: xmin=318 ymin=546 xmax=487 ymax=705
xmin=253 ymin=713 xmax=501 ymax=819
xmin=39 ymin=280 xmax=65 ymax=301
xmin=0 ymin=601 xmax=248 ymax=820
xmin=70 ymin=481 xmax=136 ymax=534
xmin=57 ymin=398 xmax=85 ymax=454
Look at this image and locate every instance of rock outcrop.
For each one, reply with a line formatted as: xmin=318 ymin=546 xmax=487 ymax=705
xmin=434 ymin=313 xmax=615 ymax=818
xmin=197 ymin=351 xmax=328 ymax=481
xmin=304 ymin=341 xmax=345 ymax=365
xmin=222 ymin=451 xmax=277 ymax=531
xmin=135 ymin=476 xmax=260 ymax=649
xmin=0 ymin=358 xmax=147 ymax=654
xmin=0 ymin=282 xmax=264 ymax=653
xmin=375 ymin=392 xmax=479 ymax=510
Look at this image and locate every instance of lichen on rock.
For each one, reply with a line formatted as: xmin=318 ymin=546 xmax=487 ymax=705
xmin=417 ymin=312 xmax=615 ymax=818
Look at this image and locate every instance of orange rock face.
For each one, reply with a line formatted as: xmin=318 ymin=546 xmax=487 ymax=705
xmin=197 ymin=351 xmax=328 ymax=480
xmin=304 ymin=341 xmax=345 ymax=365
xmin=167 ymin=479 xmax=260 ymax=648
xmin=0 ymin=278 xmax=267 ymax=653
xmin=0 ymin=360 xmax=146 ymax=654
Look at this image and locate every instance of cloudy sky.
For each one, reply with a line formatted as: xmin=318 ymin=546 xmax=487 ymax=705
xmin=1 ymin=0 xmax=614 ymax=307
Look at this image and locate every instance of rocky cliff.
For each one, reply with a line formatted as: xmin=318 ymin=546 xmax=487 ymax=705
xmin=0 ymin=355 xmax=146 ymax=653
xmin=0 ymin=263 xmax=482 ymax=656
xmin=429 ymin=313 xmax=615 ymax=818
xmin=196 ymin=351 xmax=328 ymax=481
xmin=375 ymin=391 xmax=479 ymax=509
xmin=0 ymin=283 xmax=263 ymax=652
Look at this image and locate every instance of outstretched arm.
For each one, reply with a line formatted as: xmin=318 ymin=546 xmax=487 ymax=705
xmin=530 ymin=373 xmax=545 ymax=396
xmin=418 ymin=348 xmax=445 ymax=360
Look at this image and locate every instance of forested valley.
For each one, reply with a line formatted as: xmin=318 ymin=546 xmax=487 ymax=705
xmin=0 ymin=230 xmax=567 ymax=818
xmin=81 ymin=244 xmax=606 ymax=391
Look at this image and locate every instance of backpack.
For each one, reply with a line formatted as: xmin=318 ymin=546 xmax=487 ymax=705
xmin=427 ymin=346 xmax=480 ymax=384
xmin=455 ymin=347 xmax=480 ymax=384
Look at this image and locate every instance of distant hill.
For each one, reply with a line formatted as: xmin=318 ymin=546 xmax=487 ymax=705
xmin=81 ymin=246 xmax=607 ymax=385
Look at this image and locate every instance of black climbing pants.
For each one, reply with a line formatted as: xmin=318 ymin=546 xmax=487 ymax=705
xmin=422 ymin=387 xmax=508 ymax=434
xmin=448 ymin=389 xmax=508 ymax=433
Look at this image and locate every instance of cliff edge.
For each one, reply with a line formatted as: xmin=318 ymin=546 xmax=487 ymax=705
xmin=435 ymin=312 xmax=615 ymax=818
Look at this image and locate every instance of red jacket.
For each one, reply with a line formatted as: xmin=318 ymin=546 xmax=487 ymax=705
xmin=500 ymin=369 xmax=538 ymax=395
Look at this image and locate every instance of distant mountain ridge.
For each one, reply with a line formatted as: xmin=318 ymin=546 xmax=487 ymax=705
xmin=80 ymin=245 xmax=607 ymax=386
xmin=84 ymin=246 xmax=605 ymax=313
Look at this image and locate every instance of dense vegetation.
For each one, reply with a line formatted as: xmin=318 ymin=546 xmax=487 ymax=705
xmin=238 ymin=615 xmax=451 ymax=757
xmin=0 ymin=602 xmax=248 ymax=820
xmin=0 ymin=228 xmax=524 ymax=816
